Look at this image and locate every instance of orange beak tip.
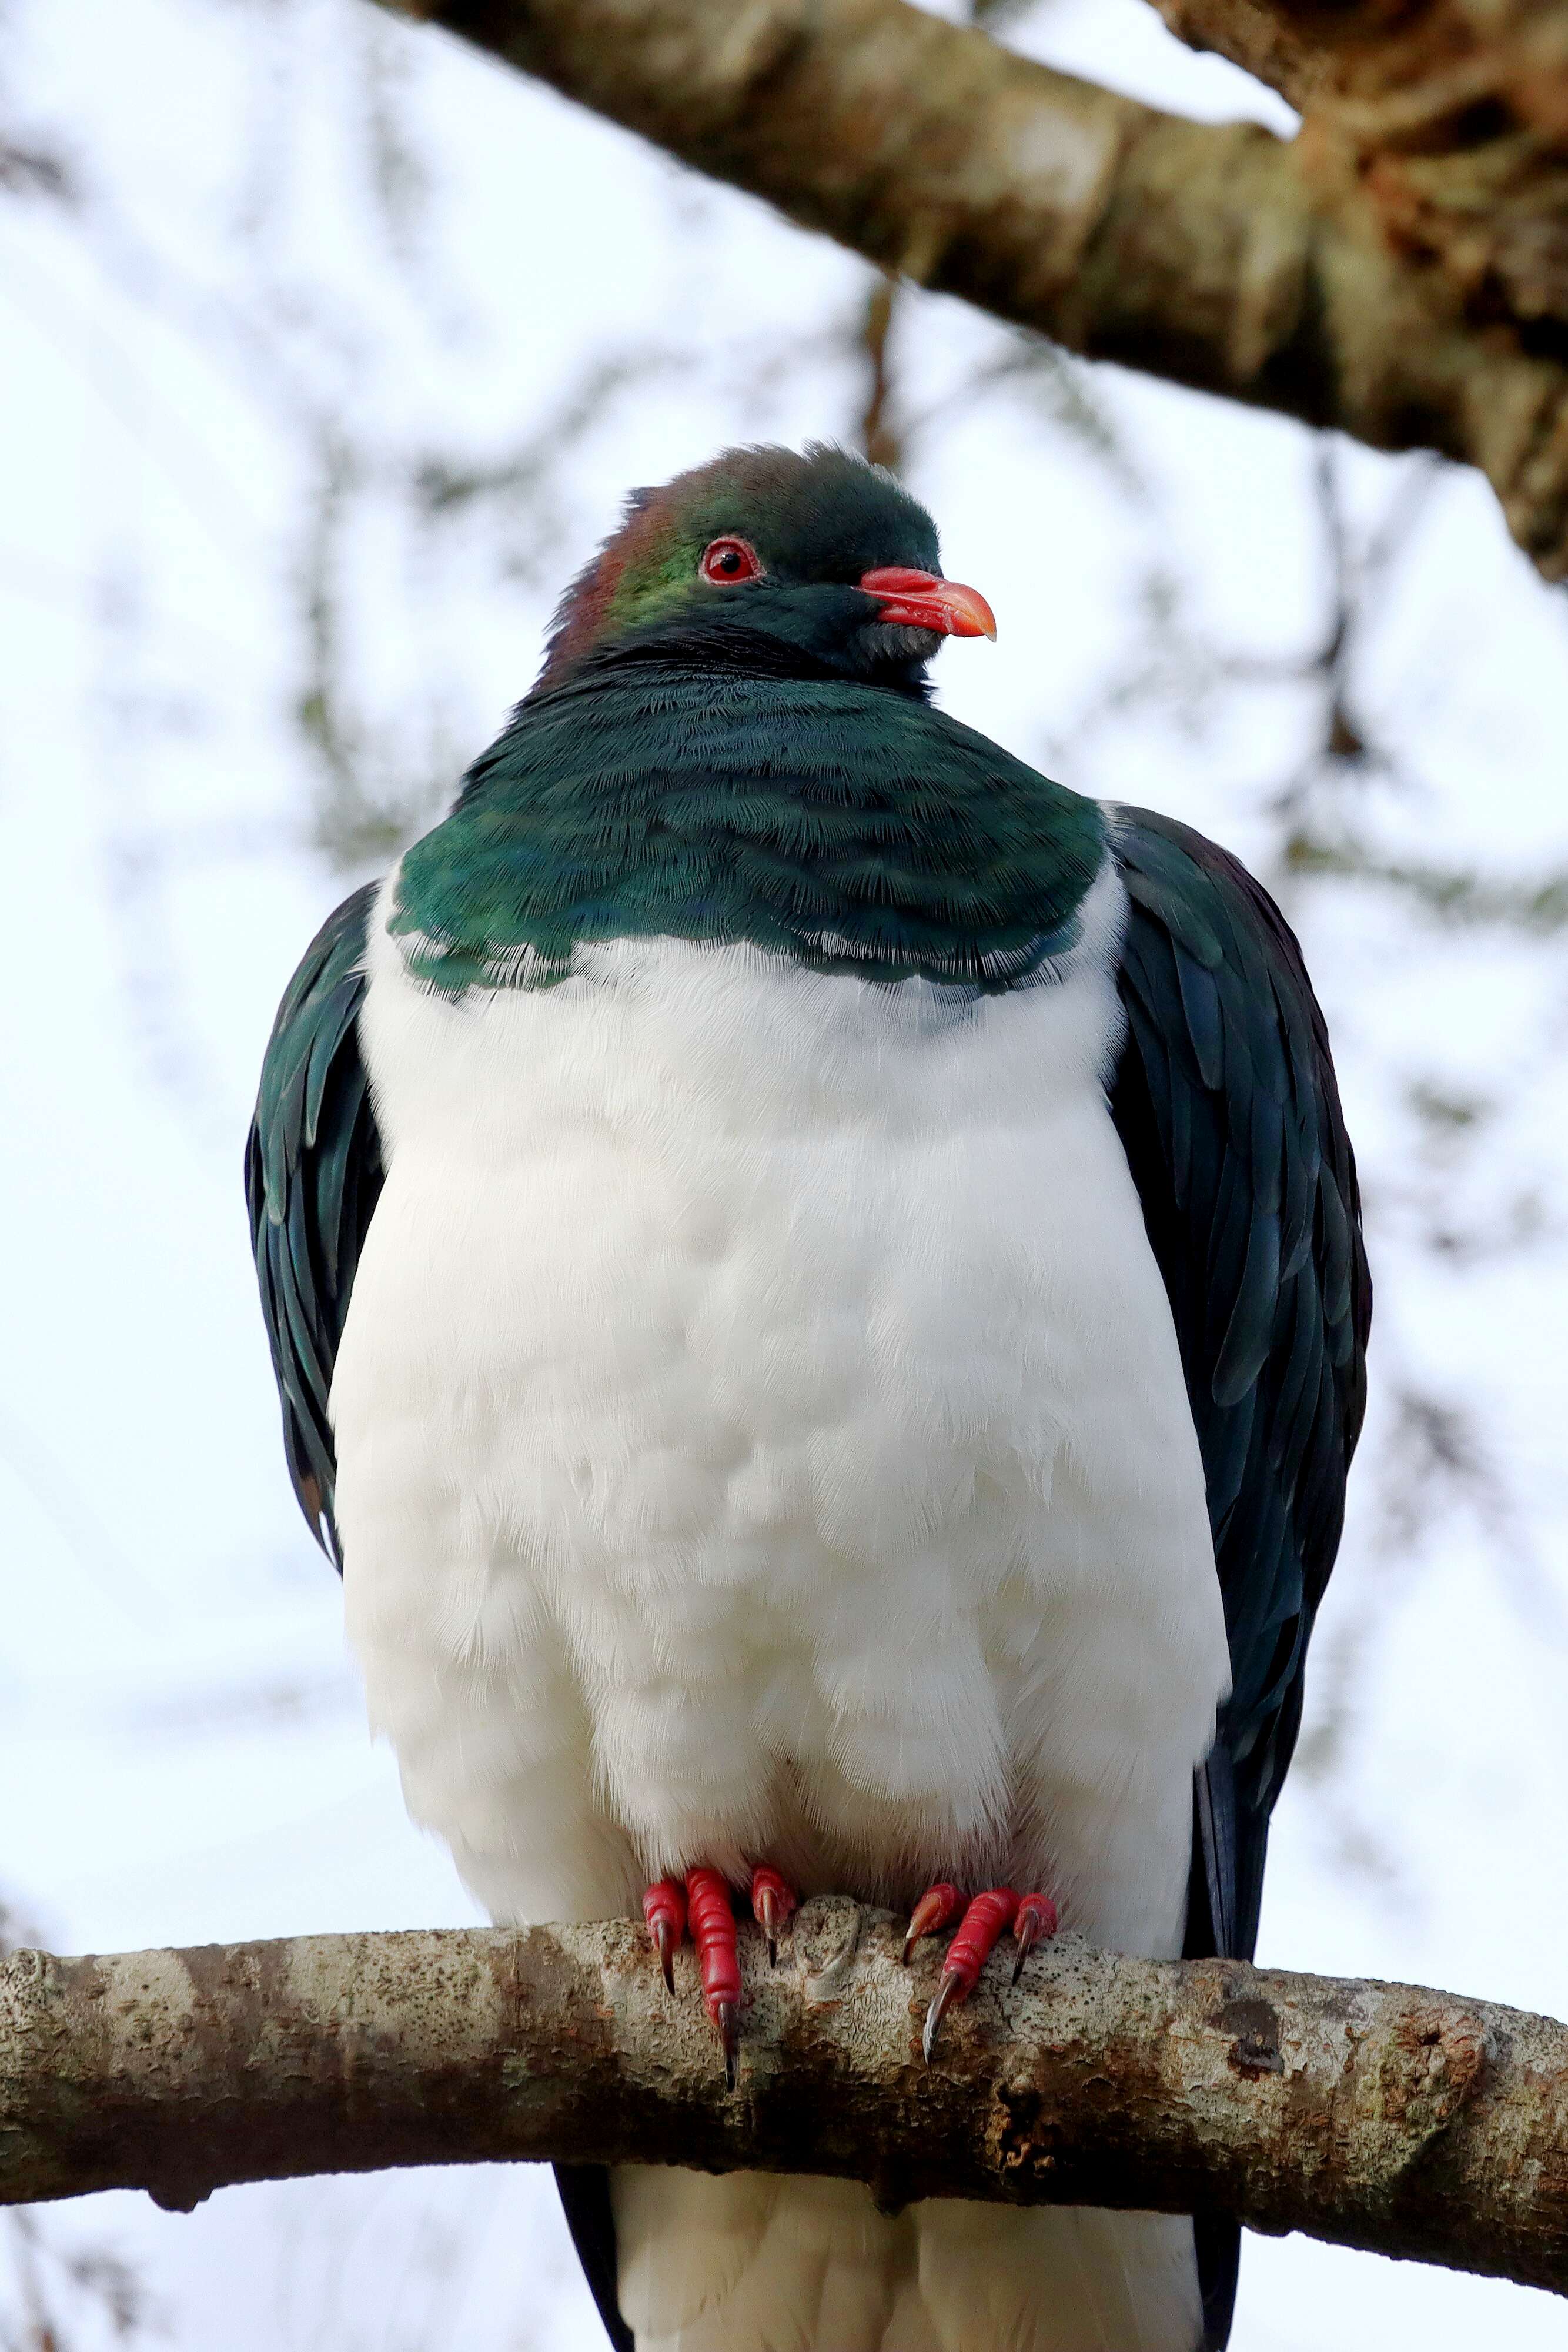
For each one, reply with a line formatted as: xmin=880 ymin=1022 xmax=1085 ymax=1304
xmin=858 ymin=566 xmax=997 ymax=643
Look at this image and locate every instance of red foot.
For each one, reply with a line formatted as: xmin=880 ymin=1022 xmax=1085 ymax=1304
xmin=1012 ymin=1892 xmax=1058 ymax=1983
xmin=641 ymin=1864 xmax=802 ymax=2087
xmin=904 ymin=1883 xmax=1059 ymax=2059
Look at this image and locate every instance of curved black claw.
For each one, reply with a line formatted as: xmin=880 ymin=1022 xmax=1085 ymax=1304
xmin=922 ymin=1969 xmax=961 ymax=2064
xmin=653 ymin=1916 xmax=677 ymax=1995
xmin=717 ymin=1999 xmax=740 ymax=2089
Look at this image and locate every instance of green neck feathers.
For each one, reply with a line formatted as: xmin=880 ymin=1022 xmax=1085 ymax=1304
xmin=389 ymin=628 xmax=1106 ymax=997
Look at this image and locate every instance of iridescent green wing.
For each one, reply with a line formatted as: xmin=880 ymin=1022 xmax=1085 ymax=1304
xmin=244 ymin=885 xmax=385 ymax=1563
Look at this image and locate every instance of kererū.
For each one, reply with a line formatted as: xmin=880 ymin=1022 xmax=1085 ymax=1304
xmin=247 ymin=443 xmax=1369 ymax=2352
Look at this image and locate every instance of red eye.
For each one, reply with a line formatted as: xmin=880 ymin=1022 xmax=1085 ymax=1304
xmin=699 ymin=536 xmax=763 ymax=584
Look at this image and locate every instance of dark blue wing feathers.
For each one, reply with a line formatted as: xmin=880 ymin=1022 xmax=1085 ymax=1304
xmin=1111 ymin=806 xmax=1369 ymax=1928
xmin=1109 ymin=807 xmax=1369 ymax=2352
xmin=245 ymin=884 xmax=385 ymax=1562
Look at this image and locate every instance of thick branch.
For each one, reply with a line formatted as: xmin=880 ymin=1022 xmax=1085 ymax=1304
xmin=1154 ymin=0 xmax=1568 ymax=132
xmin=1149 ymin=0 xmax=1328 ymax=108
xmin=4 ymin=1903 xmax=1568 ymax=2293
xmin=376 ymin=0 xmax=1568 ymax=578
xmin=1153 ymin=1 xmax=1568 ymax=328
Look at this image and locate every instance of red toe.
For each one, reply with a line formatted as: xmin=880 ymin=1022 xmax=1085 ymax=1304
xmin=944 ymin=1887 xmax=1019 ymax=1994
xmin=922 ymin=1886 xmax=1020 ymax=2062
xmin=686 ymin=1867 xmax=741 ymax=2084
xmin=642 ymin=1877 xmax=687 ymax=1993
xmin=750 ymin=1864 xmax=797 ymax=1962
xmin=1011 ymin=1892 xmax=1059 ymax=1982
xmin=901 ymin=1880 xmax=964 ymax=1964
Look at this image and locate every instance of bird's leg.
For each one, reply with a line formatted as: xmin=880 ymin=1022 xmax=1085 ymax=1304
xmin=643 ymin=1865 xmax=800 ymax=2079
xmin=922 ymin=1887 xmax=1017 ymax=2059
xmin=750 ymin=1863 xmax=798 ymax=1965
xmin=642 ymin=1877 xmax=687 ymax=1993
xmin=686 ymin=1867 xmax=742 ymax=2086
xmin=910 ymin=1884 xmax=1058 ymax=2057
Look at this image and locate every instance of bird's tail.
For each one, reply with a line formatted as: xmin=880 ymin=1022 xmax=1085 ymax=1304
xmin=601 ymin=2167 xmax=1204 ymax=2352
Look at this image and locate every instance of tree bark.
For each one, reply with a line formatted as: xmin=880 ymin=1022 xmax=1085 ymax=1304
xmin=5 ymin=1902 xmax=1567 ymax=2294
xmin=375 ymin=0 xmax=1568 ymax=580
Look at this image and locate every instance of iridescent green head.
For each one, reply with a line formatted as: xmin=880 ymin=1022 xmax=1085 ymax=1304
xmin=533 ymin=442 xmax=995 ymax=696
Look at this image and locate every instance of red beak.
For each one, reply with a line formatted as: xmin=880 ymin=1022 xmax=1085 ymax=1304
xmin=858 ymin=566 xmax=997 ymax=640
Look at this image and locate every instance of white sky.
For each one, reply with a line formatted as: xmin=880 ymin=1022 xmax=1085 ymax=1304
xmin=3 ymin=1 xmax=1568 ymax=2344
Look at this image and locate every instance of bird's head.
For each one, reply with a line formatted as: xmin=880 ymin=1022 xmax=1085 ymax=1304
xmin=531 ymin=442 xmax=995 ymax=697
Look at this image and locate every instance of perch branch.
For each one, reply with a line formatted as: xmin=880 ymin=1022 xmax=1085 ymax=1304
xmin=4 ymin=1903 xmax=1567 ymax=2293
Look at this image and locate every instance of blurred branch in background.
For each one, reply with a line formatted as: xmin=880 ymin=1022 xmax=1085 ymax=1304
xmin=856 ymin=275 xmax=901 ymax=476
xmin=295 ymin=350 xmax=692 ymax=868
xmin=1 ymin=2215 xmax=152 ymax=2352
xmin=0 ymin=139 xmax=69 ymax=201
xmin=380 ymin=0 xmax=1568 ymax=579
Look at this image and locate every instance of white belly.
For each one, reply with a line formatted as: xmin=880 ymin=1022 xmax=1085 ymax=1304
xmin=334 ymin=866 xmax=1222 ymax=2352
xmin=334 ymin=864 xmax=1228 ymax=1956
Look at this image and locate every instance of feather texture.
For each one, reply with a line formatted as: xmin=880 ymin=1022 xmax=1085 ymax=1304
xmin=1108 ymin=806 xmax=1370 ymax=2349
xmin=244 ymin=884 xmax=383 ymax=1559
xmin=390 ymin=630 xmax=1105 ymax=997
xmin=243 ymin=817 xmax=1368 ymax=2352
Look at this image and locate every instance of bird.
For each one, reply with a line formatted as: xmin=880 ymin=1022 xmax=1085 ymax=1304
xmin=247 ymin=442 xmax=1369 ymax=2352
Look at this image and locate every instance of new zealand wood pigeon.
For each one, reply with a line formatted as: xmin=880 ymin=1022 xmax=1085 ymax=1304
xmin=247 ymin=443 xmax=1369 ymax=2352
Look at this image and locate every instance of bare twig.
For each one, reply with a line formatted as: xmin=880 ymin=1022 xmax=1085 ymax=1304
xmin=857 ymin=275 xmax=902 ymax=476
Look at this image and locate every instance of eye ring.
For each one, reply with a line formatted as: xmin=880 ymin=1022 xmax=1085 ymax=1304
xmin=699 ymin=536 xmax=764 ymax=584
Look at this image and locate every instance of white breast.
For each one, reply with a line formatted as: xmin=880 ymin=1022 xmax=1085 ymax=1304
xmin=332 ymin=859 xmax=1228 ymax=1958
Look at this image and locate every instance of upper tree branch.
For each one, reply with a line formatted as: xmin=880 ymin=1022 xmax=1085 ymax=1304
xmin=1152 ymin=1 xmax=1568 ymax=325
xmin=375 ymin=0 xmax=1568 ymax=579
xmin=5 ymin=1902 xmax=1568 ymax=2294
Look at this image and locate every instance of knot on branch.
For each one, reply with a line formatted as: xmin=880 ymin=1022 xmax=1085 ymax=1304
xmin=1159 ymin=0 xmax=1568 ymax=340
xmin=1368 ymin=2003 xmax=1490 ymax=2170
